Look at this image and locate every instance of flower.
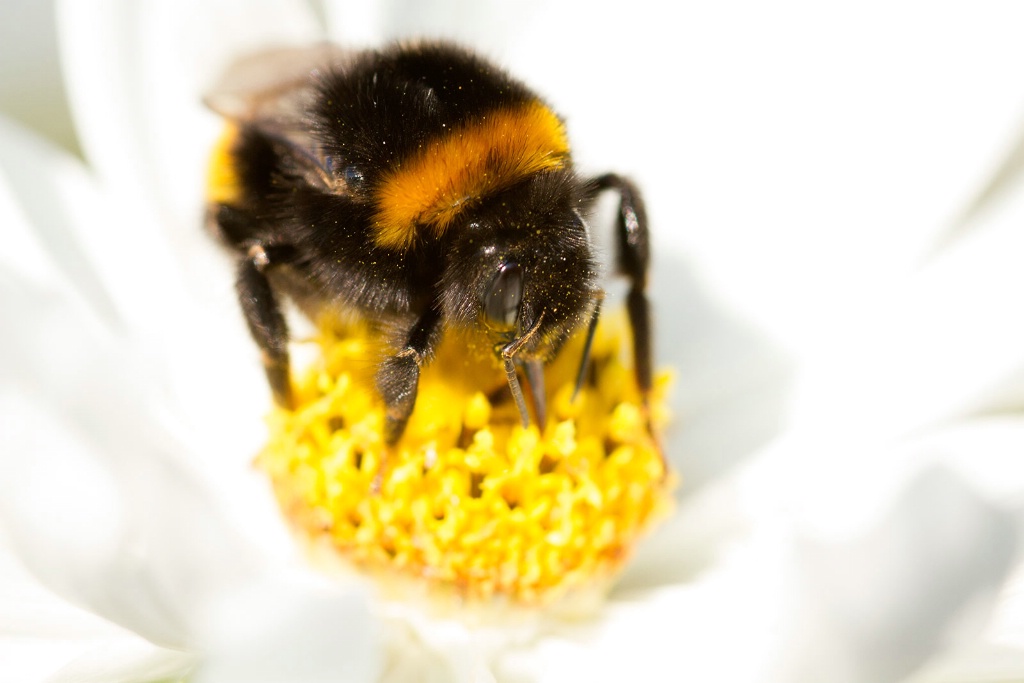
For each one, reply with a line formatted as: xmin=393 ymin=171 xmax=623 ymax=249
xmin=260 ymin=315 xmax=674 ymax=608
xmin=5 ymin=1 xmax=1024 ymax=682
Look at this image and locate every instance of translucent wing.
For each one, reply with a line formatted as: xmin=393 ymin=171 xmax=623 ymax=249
xmin=204 ymin=42 xmax=351 ymax=122
xmin=204 ymin=43 xmax=354 ymax=193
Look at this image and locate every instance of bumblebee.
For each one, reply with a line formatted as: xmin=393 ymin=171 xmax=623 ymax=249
xmin=205 ymin=41 xmax=652 ymax=444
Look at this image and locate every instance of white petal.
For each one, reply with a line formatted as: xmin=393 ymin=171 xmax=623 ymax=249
xmin=0 ymin=537 xmax=136 ymax=683
xmin=0 ymin=108 xmax=193 ymax=341
xmin=56 ymin=0 xmax=322 ymax=309
xmin=0 ymin=637 xmax=89 ymax=683
xmin=775 ymin=474 xmax=1015 ymax=683
xmin=735 ymin=418 xmax=1024 ymax=682
xmin=0 ymin=266 xmax=274 ymax=648
xmin=614 ymin=245 xmax=794 ymax=588
xmin=617 ymin=475 xmax=751 ymax=592
xmin=192 ymin=571 xmax=380 ymax=683
xmin=0 ymin=116 xmax=128 ymax=327
xmin=561 ymin=419 xmax=1024 ymax=683
xmin=320 ymin=0 xmax=385 ymax=45
xmin=908 ymin=643 xmax=1024 ymax=683
xmin=0 ymin=0 xmax=77 ymax=151
xmin=652 ymin=248 xmax=795 ymax=484
xmin=606 ymin=418 xmax=1024 ymax=683
xmin=0 ymin=538 xmax=124 ymax=642
xmin=790 ymin=186 xmax=1024 ymax=444
xmin=0 ymin=387 xmax=181 ymax=647
xmin=2 ymin=265 xmax=380 ymax=675
xmin=898 ymin=419 xmax=1024 ymax=681
xmin=497 ymin=534 xmax=789 ymax=683
xmin=323 ymin=0 xmax=543 ymax=48
xmin=474 ymin=3 xmax=1024 ymax=356
xmin=47 ymin=638 xmax=195 ymax=683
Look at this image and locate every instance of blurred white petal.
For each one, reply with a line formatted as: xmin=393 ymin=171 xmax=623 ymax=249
xmin=908 ymin=643 xmax=1024 ymax=683
xmin=791 ymin=175 xmax=1024 ymax=445
xmin=0 ymin=271 xmax=262 ymax=647
xmin=0 ymin=0 xmax=77 ymax=151
xmin=193 ymin=571 xmax=380 ymax=683
xmin=47 ymin=639 xmax=195 ymax=683
xmin=734 ymin=417 xmax=1024 ymax=683
xmin=490 ymin=530 xmax=789 ymax=683
xmin=56 ymin=0 xmax=322 ymax=216
xmin=55 ymin=0 xmax=322 ymax=316
xmin=0 ymin=116 xmax=123 ymax=326
xmin=0 ymin=535 xmax=144 ymax=683
xmin=0 ymin=161 xmax=196 ymax=646
xmin=324 ymin=0 xmax=544 ymax=51
xmin=650 ymin=253 xmax=795 ymax=489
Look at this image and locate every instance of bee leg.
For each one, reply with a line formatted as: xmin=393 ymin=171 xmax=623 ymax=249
xmin=523 ymin=358 xmax=547 ymax=428
xmin=376 ymin=306 xmax=444 ymax=446
xmin=589 ymin=174 xmax=666 ymax=473
xmin=588 ymin=174 xmax=652 ymax=400
xmin=236 ymin=243 xmax=295 ymax=409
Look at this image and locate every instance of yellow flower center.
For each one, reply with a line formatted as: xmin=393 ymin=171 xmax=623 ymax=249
xmin=258 ymin=311 xmax=674 ymax=608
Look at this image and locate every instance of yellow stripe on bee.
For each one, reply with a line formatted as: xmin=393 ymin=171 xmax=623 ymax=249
xmin=372 ymin=101 xmax=570 ymax=250
xmin=206 ymin=122 xmax=242 ymax=205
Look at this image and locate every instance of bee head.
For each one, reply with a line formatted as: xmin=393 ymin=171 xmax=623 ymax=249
xmin=440 ymin=171 xmax=599 ymax=361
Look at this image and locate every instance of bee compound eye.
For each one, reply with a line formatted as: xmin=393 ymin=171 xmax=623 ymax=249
xmin=484 ymin=262 xmax=523 ymax=328
xmin=342 ymin=165 xmax=364 ymax=184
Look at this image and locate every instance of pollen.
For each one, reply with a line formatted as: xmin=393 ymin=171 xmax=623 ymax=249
xmin=258 ymin=311 xmax=675 ymax=609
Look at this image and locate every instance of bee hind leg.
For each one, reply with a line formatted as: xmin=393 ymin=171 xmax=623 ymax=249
xmin=236 ymin=242 xmax=296 ymax=409
xmin=588 ymin=173 xmax=667 ymax=472
xmin=587 ymin=174 xmax=652 ymax=400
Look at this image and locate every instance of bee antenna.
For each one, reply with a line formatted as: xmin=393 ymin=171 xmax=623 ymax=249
xmin=572 ymin=292 xmax=604 ymax=401
xmin=501 ymin=311 xmax=546 ymax=429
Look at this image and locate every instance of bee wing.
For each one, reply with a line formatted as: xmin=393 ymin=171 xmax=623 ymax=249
xmin=204 ymin=43 xmax=355 ymax=194
xmin=203 ymin=42 xmax=352 ymax=123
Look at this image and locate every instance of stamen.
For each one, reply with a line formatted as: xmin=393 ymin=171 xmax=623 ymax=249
xmin=258 ymin=311 xmax=675 ymax=608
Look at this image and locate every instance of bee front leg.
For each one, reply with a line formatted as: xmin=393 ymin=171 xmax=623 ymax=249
xmin=376 ymin=306 xmax=444 ymax=445
xmin=588 ymin=173 xmax=652 ymax=399
xmin=236 ymin=243 xmax=295 ymax=409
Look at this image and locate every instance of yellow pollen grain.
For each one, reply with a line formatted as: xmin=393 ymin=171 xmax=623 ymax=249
xmin=258 ymin=311 xmax=675 ymax=607
xmin=371 ymin=101 xmax=570 ymax=250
